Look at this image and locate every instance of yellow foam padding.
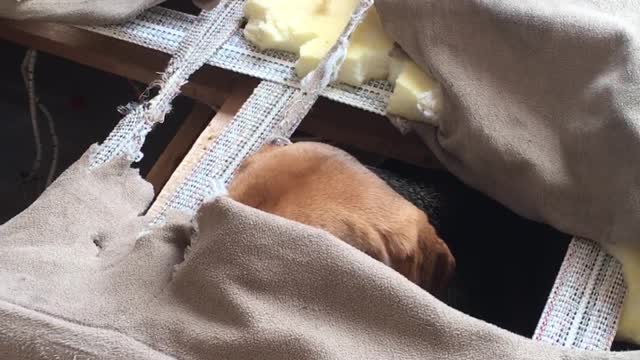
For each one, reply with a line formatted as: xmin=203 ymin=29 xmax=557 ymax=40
xmin=243 ymin=0 xmax=440 ymax=122
xmin=606 ymin=244 xmax=640 ymax=344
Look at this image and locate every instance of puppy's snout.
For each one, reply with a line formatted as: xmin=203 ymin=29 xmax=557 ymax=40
xmin=418 ymin=221 xmax=456 ymax=295
xmin=429 ymin=242 xmax=456 ymax=296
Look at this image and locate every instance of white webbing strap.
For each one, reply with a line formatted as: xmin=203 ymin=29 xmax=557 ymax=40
xmin=89 ymin=0 xmax=244 ymax=167
xmin=534 ymin=237 xmax=625 ymax=350
xmin=80 ymin=6 xmax=393 ymax=118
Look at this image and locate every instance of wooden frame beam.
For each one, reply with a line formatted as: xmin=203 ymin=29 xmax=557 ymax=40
xmin=0 ymin=20 xmax=441 ymax=170
xmin=146 ymin=102 xmax=216 ymax=192
xmin=0 ymin=20 xmax=238 ymax=108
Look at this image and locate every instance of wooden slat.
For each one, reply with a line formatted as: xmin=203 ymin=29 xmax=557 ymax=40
xmin=0 ymin=20 xmax=239 ymax=108
xmin=303 ymin=99 xmax=441 ymax=169
xmin=146 ymin=102 xmax=215 ymax=192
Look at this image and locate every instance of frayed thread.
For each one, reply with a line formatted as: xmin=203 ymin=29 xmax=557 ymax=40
xmin=117 ymin=102 xmax=141 ymax=116
xmin=202 ymin=178 xmax=228 ymax=202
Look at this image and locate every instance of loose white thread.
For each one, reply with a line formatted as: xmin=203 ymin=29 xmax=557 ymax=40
xmin=20 ymin=49 xmax=42 ymax=182
xmin=20 ymin=49 xmax=60 ymax=188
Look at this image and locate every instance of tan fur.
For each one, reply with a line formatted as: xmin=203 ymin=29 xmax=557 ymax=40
xmin=229 ymin=141 xmax=455 ymax=294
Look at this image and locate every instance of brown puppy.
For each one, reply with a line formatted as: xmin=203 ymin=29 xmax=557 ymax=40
xmin=228 ymin=141 xmax=455 ymax=295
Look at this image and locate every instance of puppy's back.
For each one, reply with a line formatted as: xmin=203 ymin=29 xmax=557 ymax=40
xmin=229 ymin=142 xmax=455 ymax=294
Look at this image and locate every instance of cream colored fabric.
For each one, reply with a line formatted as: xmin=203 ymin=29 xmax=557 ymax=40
xmin=375 ymin=0 xmax=640 ymax=249
xmin=0 ymin=0 xmax=163 ymax=24
xmin=0 ymin=147 xmax=638 ymax=359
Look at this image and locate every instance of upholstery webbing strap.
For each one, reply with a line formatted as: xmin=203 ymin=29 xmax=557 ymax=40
xmin=89 ymin=0 xmax=244 ymax=167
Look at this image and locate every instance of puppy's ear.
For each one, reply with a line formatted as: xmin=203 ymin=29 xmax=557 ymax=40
xmin=417 ymin=218 xmax=456 ymax=296
xmin=379 ymin=216 xmax=450 ymax=292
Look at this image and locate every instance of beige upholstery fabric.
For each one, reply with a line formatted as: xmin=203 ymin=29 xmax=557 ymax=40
xmin=0 ymin=0 xmax=163 ymax=24
xmin=0 ymin=147 xmax=637 ymax=359
xmin=376 ymin=0 xmax=640 ymax=249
